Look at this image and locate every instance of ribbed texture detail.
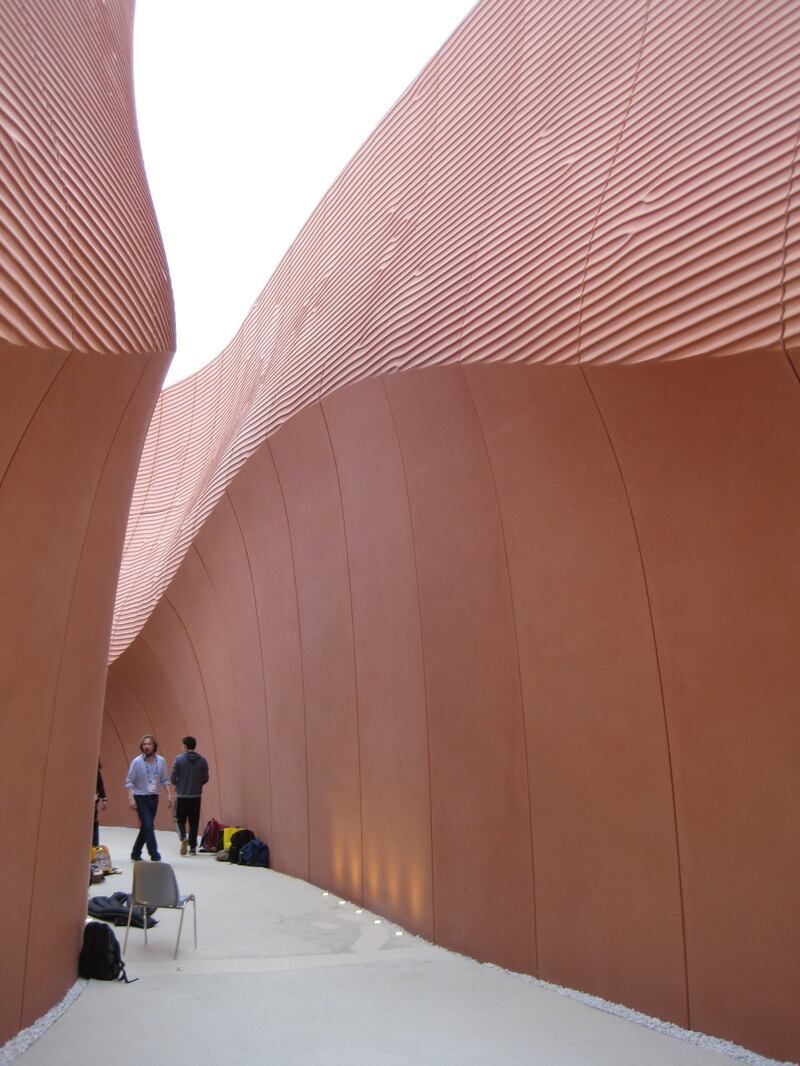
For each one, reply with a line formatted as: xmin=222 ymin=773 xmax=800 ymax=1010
xmin=0 ymin=0 xmax=174 ymax=354
xmin=110 ymin=0 xmax=800 ymax=659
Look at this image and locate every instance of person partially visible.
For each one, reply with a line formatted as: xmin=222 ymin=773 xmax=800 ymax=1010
xmin=125 ymin=734 xmax=173 ymax=862
xmin=171 ymin=736 xmax=210 ymax=856
xmin=93 ymin=760 xmax=107 ymax=848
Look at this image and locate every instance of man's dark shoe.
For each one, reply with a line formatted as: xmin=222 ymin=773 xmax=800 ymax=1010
xmin=131 ymin=853 xmax=142 ymax=861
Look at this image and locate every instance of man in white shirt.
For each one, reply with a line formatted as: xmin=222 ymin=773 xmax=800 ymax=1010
xmin=124 ymin=734 xmax=173 ymax=861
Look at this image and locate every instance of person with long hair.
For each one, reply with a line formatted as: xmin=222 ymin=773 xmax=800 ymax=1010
xmin=124 ymin=734 xmax=173 ymax=861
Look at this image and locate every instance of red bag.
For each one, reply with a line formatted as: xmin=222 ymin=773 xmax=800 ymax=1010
xmin=199 ymin=818 xmax=228 ymax=852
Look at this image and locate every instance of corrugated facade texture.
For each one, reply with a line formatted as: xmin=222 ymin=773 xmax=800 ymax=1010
xmin=104 ymin=1 xmax=799 ymax=1061
xmin=111 ymin=0 xmax=800 ymax=659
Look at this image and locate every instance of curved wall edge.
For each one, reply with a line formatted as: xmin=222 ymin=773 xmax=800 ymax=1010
xmin=0 ymin=0 xmax=174 ymax=1043
xmin=105 ymin=359 xmax=800 ymax=1062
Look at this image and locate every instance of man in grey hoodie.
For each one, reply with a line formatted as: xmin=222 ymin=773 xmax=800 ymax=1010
xmin=170 ymin=736 xmax=210 ymax=855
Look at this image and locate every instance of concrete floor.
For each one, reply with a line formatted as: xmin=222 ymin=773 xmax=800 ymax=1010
xmin=10 ymin=827 xmax=788 ymax=1066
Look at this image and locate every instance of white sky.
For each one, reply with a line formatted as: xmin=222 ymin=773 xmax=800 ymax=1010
xmin=133 ymin=1 xmax=476 ymax=387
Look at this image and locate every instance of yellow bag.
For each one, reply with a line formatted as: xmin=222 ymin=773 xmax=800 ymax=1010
xmin=93 ymin=844 xmax=112 ymax=873
xmin=222 ymin=827 xmax=244 ymax=849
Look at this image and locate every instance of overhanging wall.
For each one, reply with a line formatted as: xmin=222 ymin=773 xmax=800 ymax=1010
xmin=0 ymin=0 xmax=173 ymax=1043
xmin=106 ymin=356 xmax=800 ymax=1061
xmin=103 ymin=0 xmax=800 ymax=1060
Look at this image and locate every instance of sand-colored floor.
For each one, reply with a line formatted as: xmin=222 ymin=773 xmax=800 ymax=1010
xmin=9 ymin=826 xmax=786 ymax=1066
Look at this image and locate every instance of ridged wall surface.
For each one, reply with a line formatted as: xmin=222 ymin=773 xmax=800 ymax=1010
xmin=0 ymin=0 xmax=174 ymax=1045
xmin=103 ymin=1 xmax=800 ymax=1061
xmin=110 ymin=0 xmax=800 ymax=660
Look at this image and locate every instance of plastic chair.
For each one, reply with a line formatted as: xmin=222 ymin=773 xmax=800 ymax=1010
xmin=123 ymin=861 xmax=197 ymax=959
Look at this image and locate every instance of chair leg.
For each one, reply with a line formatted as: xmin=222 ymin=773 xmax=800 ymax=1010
xmin=192 ymin=897 xmax=197 ymax=949
xmin=174 ymin=905 xmax=186 ymax=959
xmin=143 ymin=904 xmax=148 ymax=946
xmin=123 ymin=902 xmax=133 ymax=953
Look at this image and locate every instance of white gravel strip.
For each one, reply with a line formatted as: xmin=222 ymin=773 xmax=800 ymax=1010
xmin=486 ymin=965 xmax=797 ymax=1066
xmin=0 ymin=981 xmax=87 ymax=1065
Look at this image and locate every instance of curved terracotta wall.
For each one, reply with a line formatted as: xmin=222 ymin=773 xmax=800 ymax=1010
xmin=2 ymin=0 xmax=796 ymax=1059
xmin=110 ymin=0 xmax=800 ymax=662
xmin=0 ymin=0 xmax=174 ymax=1044
xmin=102 ymin=0 xmax=799 ymax=1061
xmin=106 ymin=356 xmax=799 ymax=1061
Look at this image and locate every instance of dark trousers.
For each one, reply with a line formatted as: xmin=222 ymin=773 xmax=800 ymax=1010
xmin=175 ymin=796 xmax=202 ymax=850
xmin=132 ymin=793 xmax=160 ymax=860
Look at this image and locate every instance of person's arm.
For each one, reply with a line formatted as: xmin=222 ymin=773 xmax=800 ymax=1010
xmin=201 ymin=758 xmax=209 ymax=786
xmin=159 ymin=756 xmax=174 ymax=806
xmin=124 ymin=758 xmax=138 ymax=810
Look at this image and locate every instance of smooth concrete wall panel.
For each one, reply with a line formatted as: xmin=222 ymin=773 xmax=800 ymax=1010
xmin=164 ymin=551 xmax=247 ymax=824
xmin=99 ymin=706 xmax=134 ymax=836
xmin=0 ymin=0 xmax=173 ymax=1040
xmin=463 ymin=363 xmax=687 ymax=1023
xmin=268 ymin=408 xmax=363 ymax=902
xmin=322 ymin=379 xmax=433 ymax=938
xmin=193 ymin=497 xmax=271 ymax=833
xmin=105 ymin=636 xmax=191 ymax=832
xmin=226 ymin=448 xmax=310 ymax=880
xmin=101 ymin=668 xmax=149 ymax=829
xmin=104 ymin=360 xmax=800 ymax=1059
xmin=585 ymin=353 xmax=800 ymax=1060
xmin=113 ymin=598 xmax=225 ymax=824
xmin=0 ymin=346 xmax=65 ymax=480
xmin=0 ymin=349 xmax=169 ymax=1039
xmin=383 ymin=369 xmax=536 ymax=974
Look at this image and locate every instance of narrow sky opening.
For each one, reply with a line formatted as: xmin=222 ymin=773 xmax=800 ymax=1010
xmin=133 ymin=1 xmax=476 ymax=388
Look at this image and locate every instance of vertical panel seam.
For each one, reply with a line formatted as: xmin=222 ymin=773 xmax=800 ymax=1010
xmin=779 ymin=115 xmax=800 ymax=385
xmin=108 ymin=659 xmax=161 ymax=731
xmin=319 ymin=399 xmax=365 ymax=904
xmin=21 ymin=351 xmax=150 ymax=1026
xmin=100 ymin=690 xmax=130 ymax=769
xmin=266 ymin=438 xmax=312 ymax=882
xmin=137 ymin=633 xmax=191 ymax=736
xmin=460 ymin=363 xmax=539 ymax=974
xmin=225 ymin=489 xmax=275 ymax=848
xmin=381 ymin=374 xmax=436 ymax=942
xmin=187 ymin=541 xmax=248 ymax=816
xmin=0 ymin=353 xmax=69 ymax=491
xmin=160 ymin=593 xmax=223 ymax=813
xmin=578 ymin=367 xmax=691 ymax=1028
xmin=455 ymin=1 xmax=527 ymax=365
xmin=576 ymin=0 xmax=650 ymax=366
xmin=18 ymin=0 xmax=77 ymax=349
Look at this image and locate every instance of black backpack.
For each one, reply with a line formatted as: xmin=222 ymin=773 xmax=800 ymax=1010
xmin=78 ymin=921 xmax=135 ymax=982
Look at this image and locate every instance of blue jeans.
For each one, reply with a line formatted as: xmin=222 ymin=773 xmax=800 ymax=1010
xmin=132 ymin=794 xmax=160 ymax=860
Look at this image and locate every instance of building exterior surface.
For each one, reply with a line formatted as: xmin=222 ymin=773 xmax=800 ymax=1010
xmin=1 ymin=1 xmax=799 ymax=1061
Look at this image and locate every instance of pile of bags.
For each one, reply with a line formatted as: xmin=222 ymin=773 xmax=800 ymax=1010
xmin=200 ymin=820 xmax=270 ymax=868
